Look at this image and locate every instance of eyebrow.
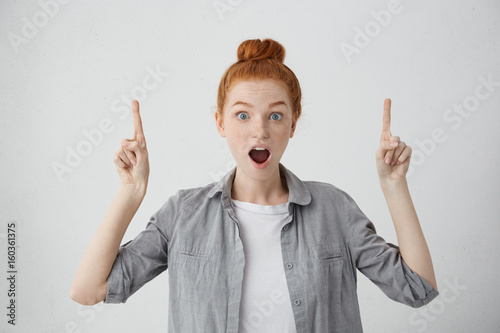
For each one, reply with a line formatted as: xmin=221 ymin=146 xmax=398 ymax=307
xmin=231 ymin=101 xmax=287 ymax=108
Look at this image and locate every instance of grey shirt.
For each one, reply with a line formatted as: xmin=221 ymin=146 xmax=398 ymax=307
xmin=104 ymin=163 xmax=439 ymax=332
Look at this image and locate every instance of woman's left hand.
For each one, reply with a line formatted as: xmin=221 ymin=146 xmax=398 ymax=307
xmin=375 ymin=98 xmax=412 ymax=182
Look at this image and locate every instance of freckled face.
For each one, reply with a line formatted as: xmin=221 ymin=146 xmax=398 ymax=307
xmin=215 ymin=79 xmax=297 ymax=179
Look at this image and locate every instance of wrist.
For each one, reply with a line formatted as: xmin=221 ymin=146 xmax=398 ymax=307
xmin=119 ymin=182 xmax=147 ymax=200
xmin=380 ymin=177 xmax=408 ymax=192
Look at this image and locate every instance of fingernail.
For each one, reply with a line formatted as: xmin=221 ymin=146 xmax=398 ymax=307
xmin=131 ymin=159 xmax=136 ymax=166
xmin=385 ymin=157 xmax=391 ymax=164
xmin=390 ymin=142 xmax=398 ymax=147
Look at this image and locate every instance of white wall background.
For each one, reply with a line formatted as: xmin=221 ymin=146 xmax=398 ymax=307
xmin=1 ymin=0 xmax=499 ymax=332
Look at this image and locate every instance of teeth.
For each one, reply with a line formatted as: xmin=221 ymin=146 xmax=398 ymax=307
xmin=253 ymin=147 xmax=266 ymax=150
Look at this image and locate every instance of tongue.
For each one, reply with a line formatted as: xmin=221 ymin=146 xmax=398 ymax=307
xmin=249 ymin=149 xmax=270 ymax=164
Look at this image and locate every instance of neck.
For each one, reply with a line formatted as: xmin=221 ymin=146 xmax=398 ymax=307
xmin=231 ymin=165 xmax=289 ymax=205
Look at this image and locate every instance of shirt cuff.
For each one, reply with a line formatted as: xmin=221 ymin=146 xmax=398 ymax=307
xmin=103 ymin=249 xmax=127 ymax=304
xmin=396 ymin=243 xmax=440 ymax=308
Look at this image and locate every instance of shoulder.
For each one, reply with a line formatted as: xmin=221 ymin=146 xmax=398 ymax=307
xmin=153 ymin=182 xmax=219 ymax=224
xmin=168 ymin=180 xmax=220 ymax=206
xmin=302 ymin=179 xmax=353 ymax=203
xmin=299 ymin=179 xmax=364 ymax=218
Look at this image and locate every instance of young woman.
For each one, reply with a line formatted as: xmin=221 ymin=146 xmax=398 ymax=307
xmin=70 ymin=38 xmax=439 ymax=332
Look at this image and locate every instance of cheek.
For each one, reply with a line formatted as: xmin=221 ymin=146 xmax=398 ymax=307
xmin=225 ymin=129 xmax=245 ymax=151
xmin=277 ymin=125 xmax=293 ymax=138
xmin=276 ymin=128 xmax=293 ymax=148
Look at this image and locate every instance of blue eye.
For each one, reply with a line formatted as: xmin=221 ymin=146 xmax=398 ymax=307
xmin=237 ymin=112 xmax=248 ymax=120
xmin=270 ymin=113 xmax=282 ymax=120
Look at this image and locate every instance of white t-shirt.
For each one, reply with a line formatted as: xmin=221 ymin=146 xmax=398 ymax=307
xmin=232 ymin=199 xmax=297 ymax=333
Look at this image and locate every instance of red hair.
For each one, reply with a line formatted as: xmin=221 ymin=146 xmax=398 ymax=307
xmin=217 ymin=39 xmax=302 ymax=120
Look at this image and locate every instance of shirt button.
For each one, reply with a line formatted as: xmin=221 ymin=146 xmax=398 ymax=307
xmin=285 ymin=263 xmax=294 ymax=270
xmin=293 ymin=299 xmax=301 ymax=306
xmin=283 ymin=225 xmax=289 ymax=231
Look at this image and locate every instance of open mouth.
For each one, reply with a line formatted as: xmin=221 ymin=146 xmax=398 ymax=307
xmin=249 ymin=147 xmax=271 ymax=164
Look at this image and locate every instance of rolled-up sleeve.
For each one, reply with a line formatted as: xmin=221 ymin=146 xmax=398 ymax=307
xmin=104 ymin=191 xmax=180 ymax=304
xmin=343 ymin=192 xmax=439 ymax=308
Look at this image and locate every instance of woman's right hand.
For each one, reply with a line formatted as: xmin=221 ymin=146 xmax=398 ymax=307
xmin=113 ymin=100 xmax=150 ymax=188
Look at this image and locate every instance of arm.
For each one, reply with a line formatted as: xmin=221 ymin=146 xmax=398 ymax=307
xmin=380 ymin=178 xmax=437 ymax=290
xmin=70 ymin=184 xmax=146 ymax=305
xmin=70 ymin=100 xmax=150 ymax=305
xmin=376 ymin=98 xmax=437 ymax=291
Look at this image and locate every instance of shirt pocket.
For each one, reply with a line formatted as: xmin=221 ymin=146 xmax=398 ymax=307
xmin=169 ymin=247 xmax=215 ymax=303
xmin=314 ymin=243 xmax=345 ymax=309
xmin=316 ymin=243 xmax=344 ymax=269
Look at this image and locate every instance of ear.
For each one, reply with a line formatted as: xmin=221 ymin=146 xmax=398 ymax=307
xmin=215 ymin=111 xmax=226 ymax=137
xmin=289 ymin=112 xmax=298 ymax=138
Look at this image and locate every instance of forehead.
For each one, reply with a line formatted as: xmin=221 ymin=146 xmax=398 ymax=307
xmin=227 ymin=79 xmax=290 ymax=103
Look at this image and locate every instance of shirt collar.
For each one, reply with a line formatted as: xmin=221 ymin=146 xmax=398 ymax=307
xmin=207 ymin=162 xmax=312 ymax=207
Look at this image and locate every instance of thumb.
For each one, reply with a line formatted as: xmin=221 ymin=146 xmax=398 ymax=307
xmin=121 ymin=140 xmax=147 ymax=162
xmin=376 ymin=141 xmax=398 ymax=160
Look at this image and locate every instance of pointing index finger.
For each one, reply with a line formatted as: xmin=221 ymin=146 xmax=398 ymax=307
xmin=132 ymin=100 xmax=145 ymax=142
xmin=382 ymin=97 xmax=391 ymax=134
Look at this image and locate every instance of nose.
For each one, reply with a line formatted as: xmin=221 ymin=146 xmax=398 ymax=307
xmin=251 ymin=116 xmax=269 ymax=139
